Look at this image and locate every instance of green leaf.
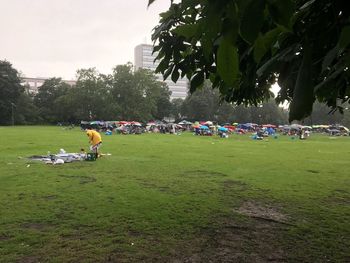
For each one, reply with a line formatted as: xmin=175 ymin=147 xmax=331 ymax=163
xmin=267 ymin=0 xmax=294 ymax=29
xmin=289 ymin=44 xmax=314 ymax=122
xmin=239 ymin=0 xmax=266 ymax=44
xmin=322 ymin=46 xmax=339 ymax=72
xmin=172 ymin=24 xmax=199 ymax=39
xmin=200 ymin=37 xmax=212 ymax=61
xmin=163 ymin=65 xmax=174 ymax=80
xmin=254 ymin=34 xmax=267 ymax=64
xmin=190 ymin=71 xmax=204 ymax=93
xmin=338 ymin=26 xmax=350 ymax=49
xmin=222 ymin=2 xmax=239 ymax=43
xmin=217 ymin=38 xmax=239 ymax=87
xmin=254 ymin=28 xmax=282 ymax=64
xmin=171 ymin=69 xmax=180 ymax=83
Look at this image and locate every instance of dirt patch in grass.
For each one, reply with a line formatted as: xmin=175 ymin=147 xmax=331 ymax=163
xmin=325 ymin=189 xmax=350 ymax=206
xmin=57 ymin=174 xmax=96 ymax=184
xmin=137 ymin=180 xmax=171 ymax=193
xmin=16 ymin=256 xmax=40 ymax=263
xmin=21 ymin=222 xmax=54 ymax=231
xmin=184 ymin=170 xmax=228 ymax=177
xmin=0 ymin=234 xmax=11 ymax=241
xmin=223 ymin=179 xmax=249 ymax=191
xmin=235 ymin=201 xmax=290 ymax=225
xmin=168 ymin=214 xmax=289 ymax=263
xmin=42 ymin=195 xmax=58 ymax=200
xmin=306 ymin=169 xmax=320 ymax=174
xmin=167 ymin=198 xmax=291 ymax=262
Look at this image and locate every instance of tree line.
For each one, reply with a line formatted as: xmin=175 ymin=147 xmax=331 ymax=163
xmin=1 ymin=60 xmax=349 ymax=126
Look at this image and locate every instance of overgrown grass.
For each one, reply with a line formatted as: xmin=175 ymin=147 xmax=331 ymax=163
xmin=0 ymin=126 xmax=349 ymax=262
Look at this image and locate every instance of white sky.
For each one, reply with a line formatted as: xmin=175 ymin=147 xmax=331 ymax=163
xmin=0 ymin=0 xmax=171 ymax=80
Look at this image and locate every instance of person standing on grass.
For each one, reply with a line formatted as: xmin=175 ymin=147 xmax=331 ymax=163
xmin=86 ymin=128 xmax=102 ymax=158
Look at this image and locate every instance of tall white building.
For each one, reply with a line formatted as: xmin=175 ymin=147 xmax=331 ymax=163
xmin=134 ymin=44 xmax=188 ymax=100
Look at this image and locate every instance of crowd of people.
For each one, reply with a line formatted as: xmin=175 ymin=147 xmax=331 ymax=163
xmin=79 ymin=120 xmax=350 ymax=139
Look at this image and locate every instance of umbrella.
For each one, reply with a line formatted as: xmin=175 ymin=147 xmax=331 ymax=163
xmin=262 ymin=124 xmax=276 ymax=128
xmin=178 ymin=120 xmax=192 ymax=125
xmin=232 ymin=122 xmax=239 ymax=126
xmin=200 ymin=125 xmax=209 ymax=129
xmin=218 ymin=127 xmax=228 ymax=132
xmin=117 ymin=121 xmax=129 ymax=125
xmin=205 ymin=121 xmax=213 ymax=126
xmin=302 ymin=126 xmax=312 ymax=129
xmin=130 ymin=121 xmax=141 ymax=126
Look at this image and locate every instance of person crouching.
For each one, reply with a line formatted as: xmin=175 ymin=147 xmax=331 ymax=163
xmin=86 ymin=129 xmax=102 ymax=158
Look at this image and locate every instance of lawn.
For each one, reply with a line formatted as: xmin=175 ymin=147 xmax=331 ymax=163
xmin=0 ymin=126 xmax=349 ymax=262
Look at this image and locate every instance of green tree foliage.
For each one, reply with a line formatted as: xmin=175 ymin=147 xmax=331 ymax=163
xmin=14 ymin=92 xmax=41 ymax=124
xmin=170 ymin=98 xmax=184 ymax=121
xmin=150 ymin=0 xmax=350 ymax=122
xmin=0 ymin=60 xmax=23 ymax=124
xmin=180 ymin=82 xmax=287 ymax=124
xmin=72 ymin=68 xmax=117 ymax=121
xmin=34 ymin=78 xmax=71 ymax=123
xmin=111 ymin=64 xmax=172 ymax=122
xmin=30 ymin=64 xmax=172 ymax=124
xmin=303 ymin=102 xmax=344 ymax=125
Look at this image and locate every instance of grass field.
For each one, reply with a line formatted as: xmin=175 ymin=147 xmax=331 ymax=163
xmin=0 ymin=126 xmax=349 ymax=262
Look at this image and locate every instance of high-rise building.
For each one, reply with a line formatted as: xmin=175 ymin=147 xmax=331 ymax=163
xmin=134 ymin=44 xmax=188 ymax=100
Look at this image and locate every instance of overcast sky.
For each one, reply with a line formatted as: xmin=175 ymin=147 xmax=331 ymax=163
xmin=0 ymin=0 xmax=171 ymax=80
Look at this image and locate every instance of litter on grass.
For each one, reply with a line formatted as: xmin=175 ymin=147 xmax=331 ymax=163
xmin=26 ymin=149 xmax=111 ymax=165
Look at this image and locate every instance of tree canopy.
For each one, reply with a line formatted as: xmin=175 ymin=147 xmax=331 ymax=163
xmin=0 ymin=60 xmax=23 ymax=124
xmin=150 ymin=0 xmax=350 ymax=122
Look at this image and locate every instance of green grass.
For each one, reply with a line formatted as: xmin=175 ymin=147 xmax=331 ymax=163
xmin=0 ymin=126 xmax=349 ymax=262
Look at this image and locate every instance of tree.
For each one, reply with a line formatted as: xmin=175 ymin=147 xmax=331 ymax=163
xmin=170 ymin=98 xmax=184 ymax=121
xmin=15 ymin=92 xmax=41 ymax=124
xmin=150 ymin=0 xmax=350 ymax=122
xmin=34 ymin=78 xmax=70 ymax=123
xmin=0 ymin=60 xmax=23 ymax=125
xmin=111 ymin=64 xmax=172 ymax=122
xmin=181 ymin=82 xmax=221 ymax=121
xmin=303 ymin=102 xmax=344 ymax=125
xmin=72 ymin=68 xmax=117 ymax=121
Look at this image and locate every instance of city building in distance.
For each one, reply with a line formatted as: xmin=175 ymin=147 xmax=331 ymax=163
xmin=21 ymin=77 xmax=76 ymax=94
xmin=134 ymin=44 xmax=188 ymax=100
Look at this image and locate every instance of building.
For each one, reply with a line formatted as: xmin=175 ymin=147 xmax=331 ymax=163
xmin=134 ymin=44 xmax=188 ymax=100
xmin=21 ymin=77 xmax=76 ymax=94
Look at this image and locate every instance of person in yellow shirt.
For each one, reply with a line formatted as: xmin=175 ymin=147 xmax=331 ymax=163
xmin=86 ymin=129 xmax=102 ymax=158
